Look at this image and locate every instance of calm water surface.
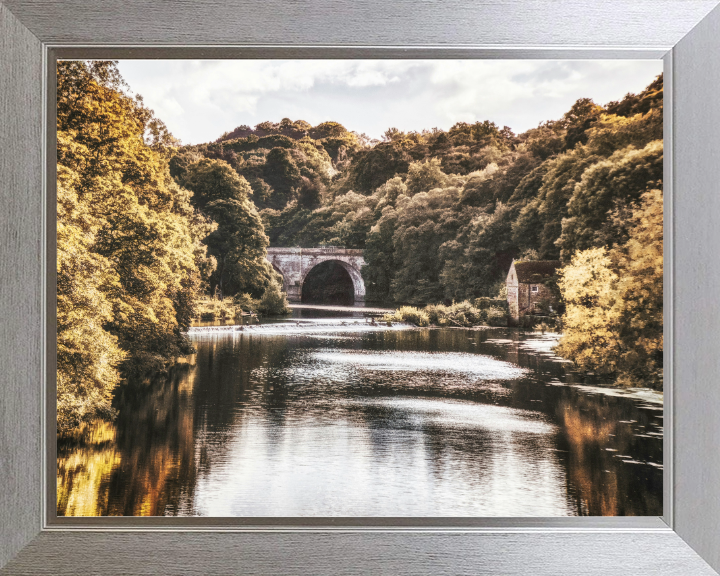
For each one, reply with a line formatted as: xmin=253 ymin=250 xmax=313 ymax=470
xmin=57 ymin=310 xmax=663 ymax=516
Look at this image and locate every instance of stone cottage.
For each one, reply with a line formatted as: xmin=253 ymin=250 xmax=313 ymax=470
xmin=506 ymin=260 xmax=561 ymax=321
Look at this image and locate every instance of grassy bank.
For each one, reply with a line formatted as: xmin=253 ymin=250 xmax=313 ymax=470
xmin=193 ymin=287 xmax=291 ymax=322
xmin=383 ymin=299 xmax=509 ymax=328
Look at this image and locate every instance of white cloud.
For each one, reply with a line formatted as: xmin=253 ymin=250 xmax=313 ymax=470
xmin=116 ymin=59 xmax=662 ymax=145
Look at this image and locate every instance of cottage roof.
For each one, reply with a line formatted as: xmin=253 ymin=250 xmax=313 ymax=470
xmin=513 ymin=260 xmax=561 ymax=283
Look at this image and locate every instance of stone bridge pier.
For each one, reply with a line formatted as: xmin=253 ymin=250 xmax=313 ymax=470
xmin=266 ymin=247 xmax=366 ymax=303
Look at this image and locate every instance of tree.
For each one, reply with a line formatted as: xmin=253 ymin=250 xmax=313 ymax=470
xmin=556 ymin=189 xmax=663 ymax=389
xmin=530 ymin=146 xmax=602 ymax=259
xmin=344 ymin=140 xmax=414 ymax=194
xmin=203 ymin=197 xmax=276 ymax=297
xmin=362 ymin=206 xmax=399 ymax=302
xmin=177 ymin=158 xmax=277 ymax=298
xmin=57 ymin=167 xmax=125 ymax=430
xmin=606 ymin=74 xmax=663 ymax=118
xmin=56 ymin=60 xmax=209 ymax=428
xmin=405 ymin=158 xmax=450 ymax=196
xmin=177 ymin=157 xmax=252 ymax=211
xmin=557 ymin=141 xmax=663 ymax=260
xmin=562 ymin=98 xmax=603 ymax=150
xmin=262 ymin=147 xmax=303 ymax=209
xmin=555 ymin=247 xmax=622 ymax=376
xmin=609 ymin=189 xmax=663 ymax=387
xmin=390 ymin=187 xmax=463 ymax=304
xmin=440 ymin=202 xmax=516 ymax=301
xmin=257 ymin=277 xmax=291 ymax=315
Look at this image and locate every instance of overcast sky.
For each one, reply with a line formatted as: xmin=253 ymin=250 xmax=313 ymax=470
xmin=116 ymin=60 xmax=662 ymax=145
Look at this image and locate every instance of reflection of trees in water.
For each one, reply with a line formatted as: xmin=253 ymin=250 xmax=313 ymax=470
xmin=57 ymin=364 xmax=200 ymax=516
xmin=416 ymin=421 xmax=496 ymax=486
xmin=57 ymin=421 xmax=121 ymax=516
xmin=107 ymin=366 xmax=199 ymax=515
xmin=557 ymin=394 xmax=661 ymax=516
xmin=185 ymin=335 xmax=297 ymax=485
xmin=558 ymin=398 xmax=618 ymax=516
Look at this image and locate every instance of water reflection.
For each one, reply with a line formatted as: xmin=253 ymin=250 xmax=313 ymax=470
xmin=57 ymin=422 xmax=120 ymax=516
xmin=58 ymin=318 xmax=662 ymax=517
xmin=58 ymin=365 xmax=199 ymax=516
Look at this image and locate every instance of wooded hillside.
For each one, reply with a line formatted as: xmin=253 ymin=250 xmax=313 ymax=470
xmin=173 ymin=75 xmax=662 ymax=305
xmin=57 ymin=63 xmax=664 ymax=433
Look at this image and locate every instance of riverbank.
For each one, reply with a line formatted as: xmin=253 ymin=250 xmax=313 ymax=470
xmin=193 ymin=292 xmax=290 ymax=322
xmin=188 ymin=308 xmax=661 ymax=395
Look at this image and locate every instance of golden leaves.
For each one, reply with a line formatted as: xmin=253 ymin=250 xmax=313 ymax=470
xmin=57 ymin=62 xmax=206 ymax=431
xmin=556 ymin=190 xmax=663 ymax=388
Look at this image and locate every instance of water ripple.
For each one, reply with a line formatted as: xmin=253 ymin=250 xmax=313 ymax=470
xmin=312 ymin=350 xmax=528 ymax=380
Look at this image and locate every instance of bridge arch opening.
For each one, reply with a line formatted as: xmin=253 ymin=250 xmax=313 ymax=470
xmin=301 ymin=260 xmax=356 ymax=306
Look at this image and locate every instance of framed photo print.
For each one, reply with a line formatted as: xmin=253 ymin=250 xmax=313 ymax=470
xmin=1 ymin=1 xmax=720 ymax=574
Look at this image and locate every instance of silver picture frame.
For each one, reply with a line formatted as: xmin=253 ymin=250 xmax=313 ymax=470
xmin=2 ymin=0 xmax=720 ymax=573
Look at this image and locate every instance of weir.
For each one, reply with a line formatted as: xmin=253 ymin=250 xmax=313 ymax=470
xmin=187 ymin=317 xmax=410 ymax=335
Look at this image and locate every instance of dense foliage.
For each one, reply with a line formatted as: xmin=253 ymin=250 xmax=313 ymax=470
xmin=171 ymin=157 xmax=278 ymax=298
xmin=57 ymin=61 xmax=210 ymax=430
xmin=385 ymin=300 xmax=508 ymax=328
xmin=557 ymin=189 xmax=663 ymax=388
xmin=56 ymin=62 xmax=287 ymax=431
xmin=180 ymin=75 xmax=661 ymax=307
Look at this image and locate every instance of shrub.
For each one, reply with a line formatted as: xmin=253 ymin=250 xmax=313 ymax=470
xmin=388 ymin=300 xmax=490 ymax=327
xmin=450 ymin=301 xmax=483 ymax=325
xmin=424 ymin=304 xmax=445 ymax=325
xmin=195 ymin=297 xmax=237 ymax=320
xmin=257 ymin=278 xmax=291 ymax=315
xmin=474 ymin=297 xmax=508 ymax=311
xmin=233 ymin=293 xmax=260 ymax=314
xmin=486 ymin=306 xmax=508 ymax=326
xmin=383 ymin=306 xmax=430 ymax=327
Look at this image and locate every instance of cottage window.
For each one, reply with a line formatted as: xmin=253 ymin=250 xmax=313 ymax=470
xmin=531 ymin=285 xmax=538 ymax=293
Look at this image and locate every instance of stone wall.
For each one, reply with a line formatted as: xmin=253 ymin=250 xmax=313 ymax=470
xmin=518 ymin=282 xmax=556 ymax=315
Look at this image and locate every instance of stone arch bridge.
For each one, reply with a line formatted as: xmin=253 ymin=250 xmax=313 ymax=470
xmin=266 ymin=247 xmax=366 ymax=303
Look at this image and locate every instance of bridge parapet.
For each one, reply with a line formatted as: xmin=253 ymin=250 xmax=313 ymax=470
xmin=267 ymin=247 xmax=363 ymax=256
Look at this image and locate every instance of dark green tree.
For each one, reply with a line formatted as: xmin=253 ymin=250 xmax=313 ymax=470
xmin=178 ymin=158 xmax=277 ymax=298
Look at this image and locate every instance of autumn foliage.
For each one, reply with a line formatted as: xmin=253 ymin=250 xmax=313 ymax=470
xmin=173 ymin=71 xmax=665 ymax=388
xmin=56 ymin=62 xmax=285 ymax=431
xmin=556 ymin=189 xmax=663 ymax=388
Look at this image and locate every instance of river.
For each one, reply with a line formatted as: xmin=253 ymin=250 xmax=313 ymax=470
xmin=57 ymin=308 xmax=663 ymax=517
